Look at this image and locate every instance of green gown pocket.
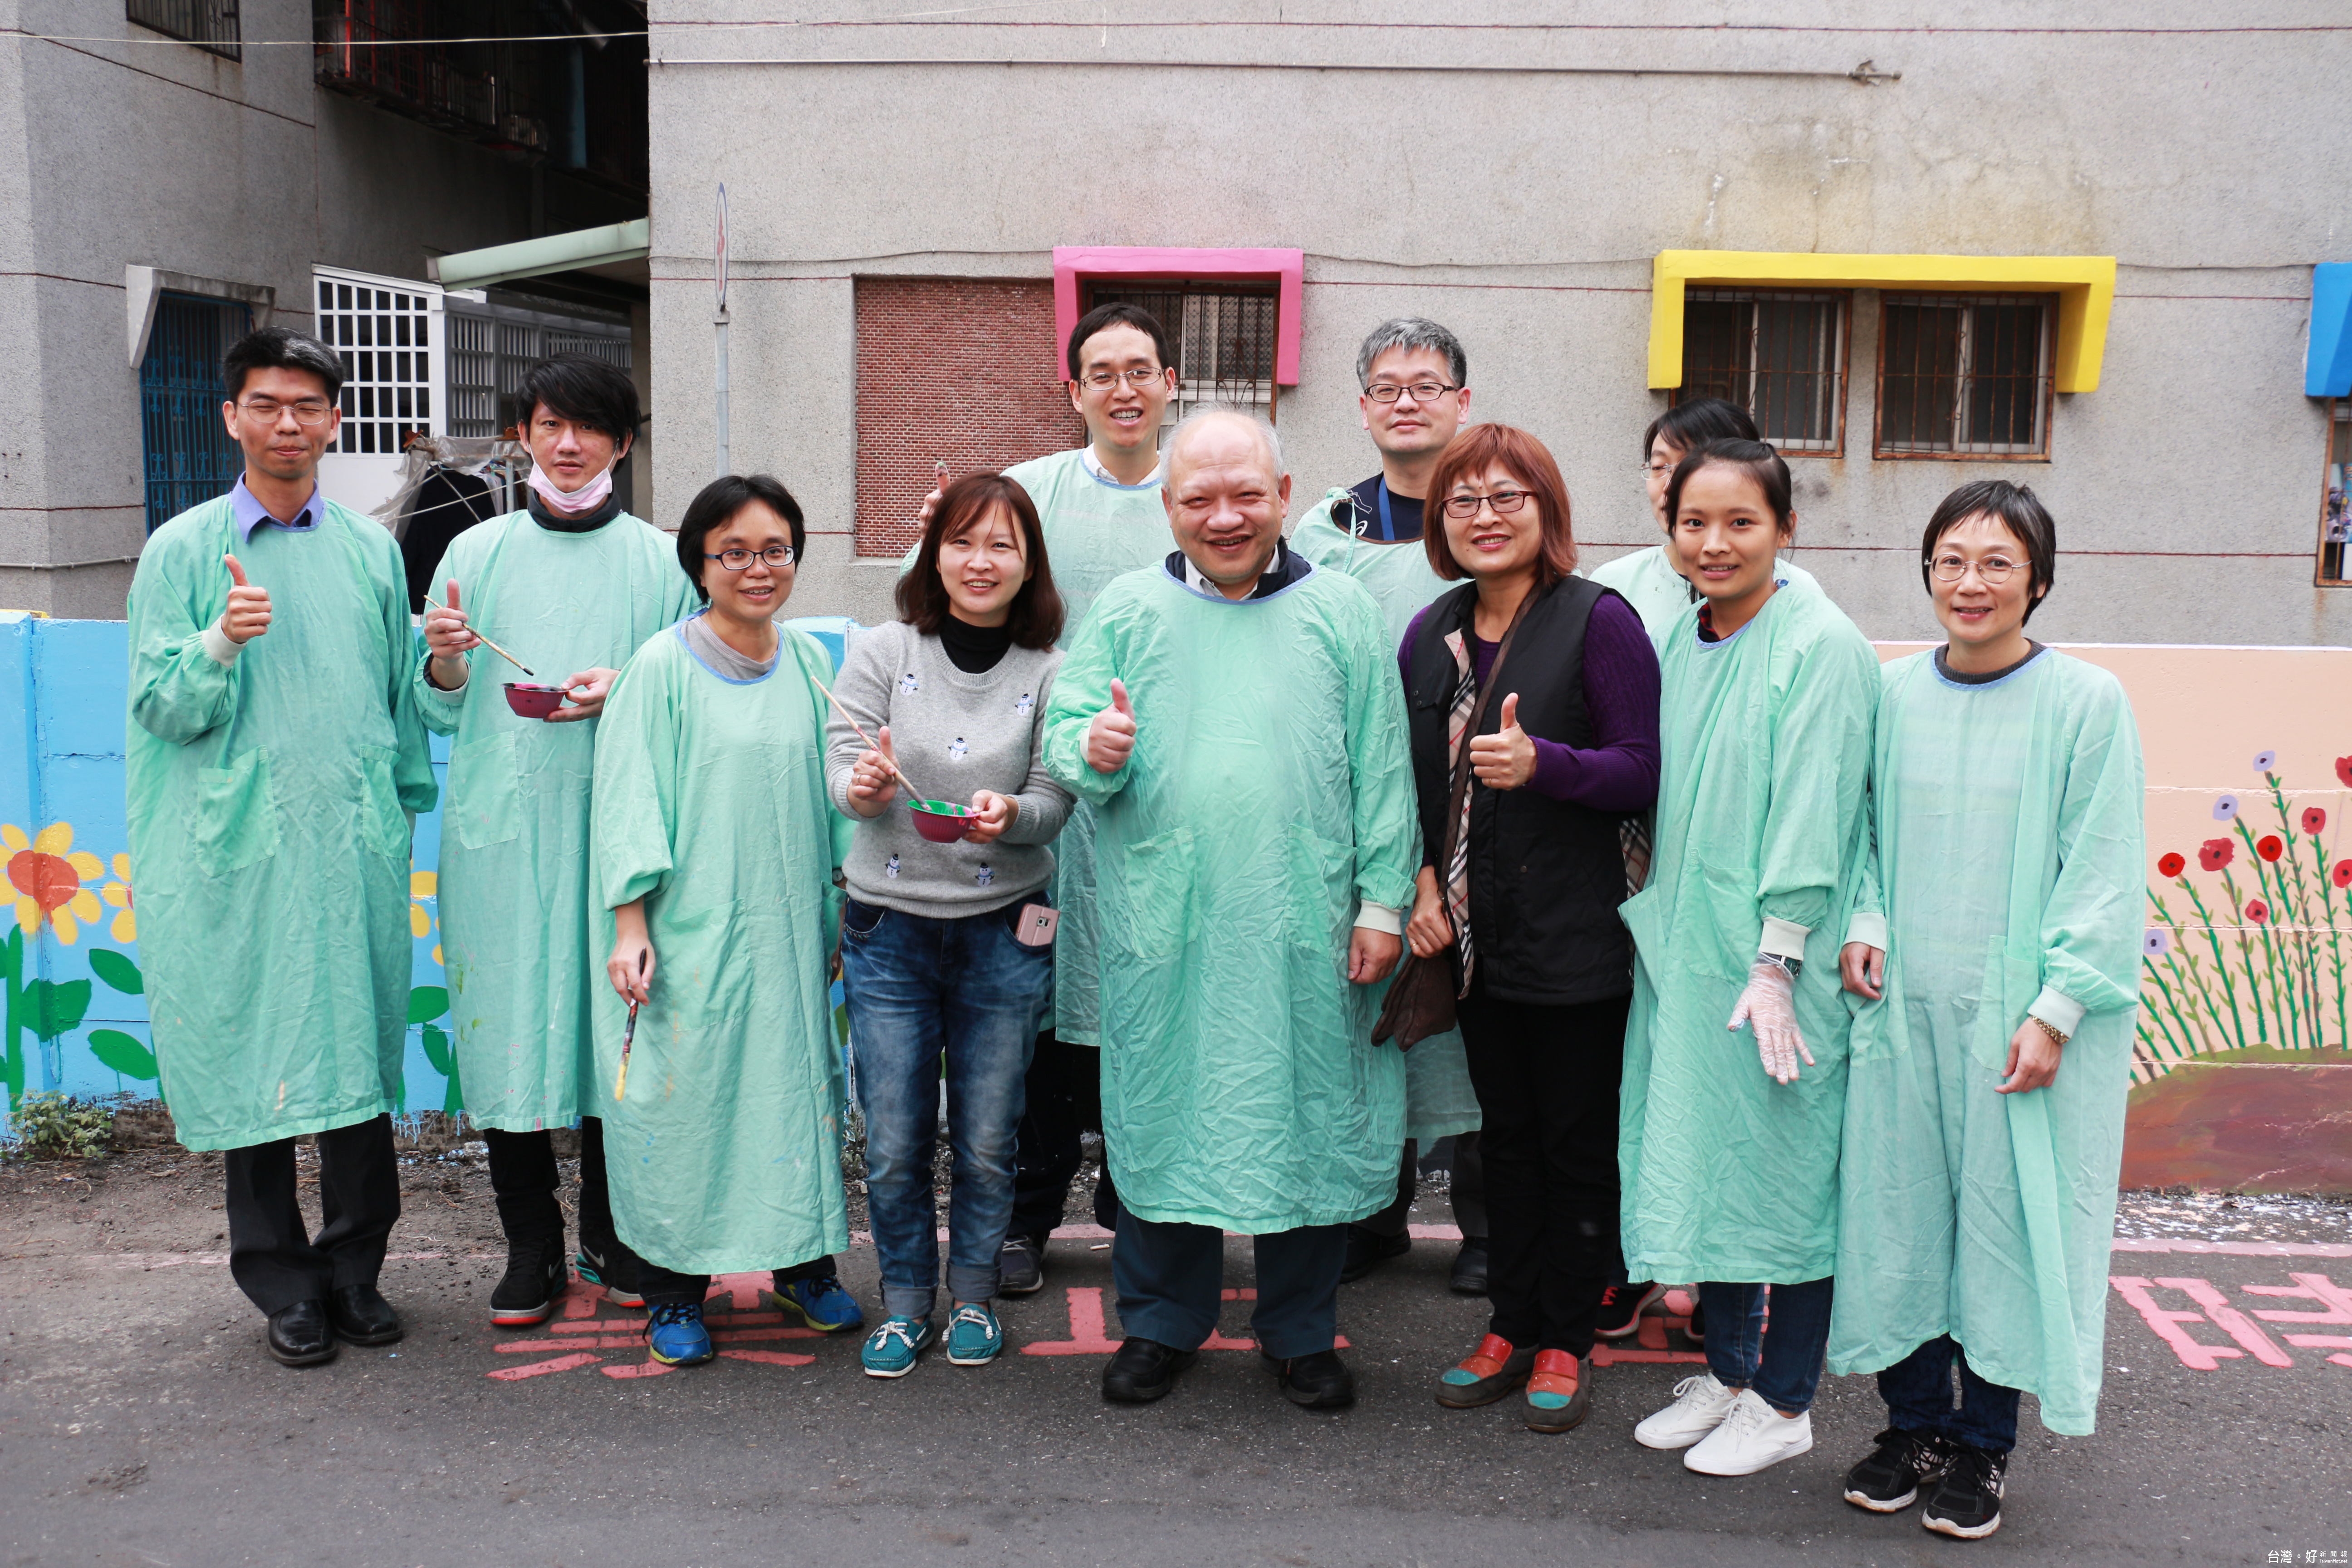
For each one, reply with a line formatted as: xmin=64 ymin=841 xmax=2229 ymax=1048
xmin=447 ymin=729 xmax=521 ymax=850
xmin=192 ymin=748 xmax=280 ymax=875
xmin=357 ymin=745 xmax=411 ymax=858
xmin=1283 ymin=824 xmax=1355 ymax=951
xmin=1116 ymin=824 xmax=1196 ymax=954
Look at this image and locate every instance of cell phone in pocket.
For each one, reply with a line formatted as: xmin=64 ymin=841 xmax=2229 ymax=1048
xmin=1015 ymin=903 xmax=1058 ymax=947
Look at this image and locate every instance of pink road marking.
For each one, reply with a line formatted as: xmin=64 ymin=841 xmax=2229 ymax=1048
xmin=1590 ymin=1345 xmax=1707 ymax=1366
xmin=487 ymin=1352 xmax=601 ymax=1382
xmin=707 ymin=1273 xmax=771 ymax=1311
xmin=1663 ymin=1288 xmax=1697 ymax=1317
xmin=720 ymin=1349 xmax=817 ymax=1367
xmin=2112 ymin=1240 xmax=2352 ymax=1258
xmin=559 ymin=1282 xmax=601 ymax=1319
xmin=2155 ymin=1277 xmax=2295 ymax=1367
xmin=500 ymin=1334 xmax=647 ymax=1352
xmin=1636 ymin=1315 xmax=1670 ymax=1352
xmin=2245 ymin=1272 xmax=2352 ymax=1325
xmin=602 ymin=1360 xmax=672 ymax=1379
xmin=1022 ymin=1287 xmax=1122 ymax=1356
xmin=2111 ymin=1276 xmax=2247 ymax=1369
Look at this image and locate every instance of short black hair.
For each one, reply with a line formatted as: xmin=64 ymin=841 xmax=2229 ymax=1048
xmin=1921 ymin=480 xmax=2058 ymax=623
xmin=676 ymin=474 xmax=805 ymax=602
xmin=225 ymin=326 xmax=343 ymax=401
xmin=1663 ymin=438 xmax=1795 ymax=536
xmin=1066 ymin=302 xmax=1171 ymax=380
xmin=1644 ymin=396 xmax=1758 ymax=460
xmin=518 ymin=354 xmax=640 ymax=443
xmin=896 ymin=473 xmax=1065 ymax=650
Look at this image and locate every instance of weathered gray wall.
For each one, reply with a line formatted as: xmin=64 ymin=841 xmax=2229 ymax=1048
xmin=645 ymin=1 xmax=2350 ymax=646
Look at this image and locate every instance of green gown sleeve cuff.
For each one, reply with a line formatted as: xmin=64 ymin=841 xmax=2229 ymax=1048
xmin=200 ymin=618 xmax=242 ymax=666
xmin=1844 ymin=911 xmax=1889 ymax=951
xmin=2029 ymin=985 xmax=2087 ymax=1038
xmin=1353 ymin=902 xmax=1401 ymax=936
xmin=1760 ymin=916 xmax=1813 ymax=961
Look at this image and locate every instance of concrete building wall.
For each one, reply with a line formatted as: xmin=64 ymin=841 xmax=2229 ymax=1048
xmin=644 ymin=1 xmax=2351 ymax=646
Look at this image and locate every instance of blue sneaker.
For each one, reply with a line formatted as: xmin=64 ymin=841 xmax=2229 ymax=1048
xmin=644 ymin=1302 xmax=715 ymax=1367
xmin=860 ymin=1315 xmax=936 ymax=1378
xmin=767 ymin=1276 xmax=865 ymax=1333
xmin=945 ymin=1303 xmax=1004 ymax=1366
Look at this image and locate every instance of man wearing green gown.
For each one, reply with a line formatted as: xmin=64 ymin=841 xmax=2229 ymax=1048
xmin=127 ymin=328 xmax=436 ymax=1367
xmin=1044 ymin=407 xmax=1418 ymax=1411
xmin=1831 ymin=483 xmax=2144 ymax=1541
xmin=415 ymin=356 xmax=710 ymax=1329
xmin=1288 ymin=317 xmax=1487 ymax=1294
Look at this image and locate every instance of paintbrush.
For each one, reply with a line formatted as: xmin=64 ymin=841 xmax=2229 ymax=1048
xmin=808 ymin=673 xmax=936 ymax=806
xmin=422 ymin=594 xmax=537 ymax=678
xmin=612 ymin=996 xmax=640 ymax=1102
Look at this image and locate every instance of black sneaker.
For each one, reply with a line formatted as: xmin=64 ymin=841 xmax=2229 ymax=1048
xmin=491 ymin=1235 xmax=568 ymax=1328
xmin=1340 ymin=1227 xmax=1410 ymax=1283
xmin=998 ymin=1235 xmax=1044 ymax=1296
xmin=1264 ymin=1348 xmax=1356 ymax=1410
xmin=1921 ymin=1444 xmax=2007 ymax=1539
xmin=1596 ymin=1281 xmax=1665 ymax=1339
xmin=577 ymin=1240 xmax=643 ymax=1309
xmin=1843 ymin=1427 xmax=1953 ymax=1514
xmin=1101 ymin=1337 xmax=1197 ymax=1404
xmin=1449 ymin=1238 xmax=1489 ymax=1296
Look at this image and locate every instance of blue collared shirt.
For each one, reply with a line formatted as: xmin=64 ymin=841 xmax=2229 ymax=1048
xmin=229 ymin=475 xmax=321 ymax=542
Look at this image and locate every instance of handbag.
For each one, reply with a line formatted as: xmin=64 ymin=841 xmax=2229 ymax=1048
xmin=1372 ymin=593 xmax=1529 ymax=1049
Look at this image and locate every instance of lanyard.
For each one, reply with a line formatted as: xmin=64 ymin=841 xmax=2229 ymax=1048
xmin=1376 ymin=477 xmax=1396 ymax=542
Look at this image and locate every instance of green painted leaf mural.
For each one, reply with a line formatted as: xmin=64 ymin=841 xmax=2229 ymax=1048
xmin=407 ymin=986 xmax=449 ymax=1026
xmin=88 ymin=949 xmax=143 ymax=996
xmin=87 ymin=1029 xmax=157 ymax=1081
xmin=28 ymin=979 xmax=89 ymax=1040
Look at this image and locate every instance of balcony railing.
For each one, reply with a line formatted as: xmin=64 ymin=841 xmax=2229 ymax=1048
xmin=127 ymin=0 xmax=240 ymax=60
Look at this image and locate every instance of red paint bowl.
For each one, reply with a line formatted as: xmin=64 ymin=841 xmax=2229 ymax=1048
xmin=503 ymin=682 xmax=568 ymax=720
xmin=908 ymin=800 xmax=971 ymax=843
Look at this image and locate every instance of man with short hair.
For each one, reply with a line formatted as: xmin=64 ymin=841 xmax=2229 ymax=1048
xmin=1043 ymin=407 xmax=1418 ymax=1410
xmin=127 ymin=327 xmax=436 ymax=1367
xmin=1289 ymin=318 xmax=1489 ymax=1294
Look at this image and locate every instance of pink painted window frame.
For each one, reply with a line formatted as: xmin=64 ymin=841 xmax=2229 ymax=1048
xmin=1051 ymin=246 xmax=1303 ymax=385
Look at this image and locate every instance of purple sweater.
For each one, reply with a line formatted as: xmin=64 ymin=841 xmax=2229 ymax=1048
xmin=1399 ymin=590 xmax=1661 ymax=815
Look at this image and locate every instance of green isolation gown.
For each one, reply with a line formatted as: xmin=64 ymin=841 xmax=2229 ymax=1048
xmin=588 ymin=617 xmax=851 ymax=1275
xmin=414 ymin=510 xmax=700 ymax=1132
xmin=1290 ymin=489 xmax=1480 ymax=1145
xmin=1040 ymin=560 xmax=1420 ymax=1232
xmin=126 ymin=496 xmax=436 ymax=1151
xmin=1829 ymin=648 xmax=2145 ymax=1436
xmin=1617 ymin=573 xmax=1878 ymax=1284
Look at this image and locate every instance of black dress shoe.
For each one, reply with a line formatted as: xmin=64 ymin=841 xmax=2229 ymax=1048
xmin=1450 ymin=1237 xmax=1490 ymax=1296
xmin=1340 ymin=1226 xmax=1410 ymax=1284
xmin=328 ymin=1283 xmax=404 ymax=1346
xmin=1101 ymin=1337 xmax=1197 ymax=1403
xmin=266 ymin=1300 xmax=338 ymax=1367
xmin=1264 ymin=1348 xmax=1356 ymax=1410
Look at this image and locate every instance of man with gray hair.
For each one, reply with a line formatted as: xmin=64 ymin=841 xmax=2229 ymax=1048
xmin=1291 ymin=318 xmax=1489 ymax=1295
xmin=1042 ymin=407 xmax=1419 ymax=1410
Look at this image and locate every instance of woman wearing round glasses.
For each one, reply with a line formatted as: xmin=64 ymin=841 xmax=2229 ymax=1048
xmin=1827 ymin=481 xmax=2142 ymax=1540
xmin=1398 ymin=425 xmax=1660 ymax=1436
xmin=588 ymin=474 xmax=855 ymax=1370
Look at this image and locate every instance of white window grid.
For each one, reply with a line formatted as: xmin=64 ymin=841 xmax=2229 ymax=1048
xmin=314 ymin=269 xmax=442 ymax=456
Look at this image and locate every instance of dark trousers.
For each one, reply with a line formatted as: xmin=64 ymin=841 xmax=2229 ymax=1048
xmin=1008 ymin=1034 xmax=1120 ymax=1246
xmin=1880 ymin=1334 xmax=2023 ymax=1453
xmin=638 ymin=1254 xmax=842 ymax=1310
xmin=224 ymin=1113 xmax=401 ymax=1316
xmin=1112 ymin=1211 xmax=1348 ymax=1360
xmin=1354 ymin=1132 xmax=1488 ymax=1241
xmin=482 ymin=1116 xmax=616 ymax=1253
xmin=1458 ymin=980 xmax=1631 ymax=1357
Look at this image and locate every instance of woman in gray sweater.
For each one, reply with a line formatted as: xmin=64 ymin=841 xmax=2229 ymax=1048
xmin=828 ymin=473 xmax=1074 ymax=1378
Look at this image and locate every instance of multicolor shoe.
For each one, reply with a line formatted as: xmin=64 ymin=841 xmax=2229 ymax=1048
xmin=576 ymin=1243 xmax=643 ymax=1309
xmin=1595 ymin=1281 xmax=1665 ymax=1339
xmin=644 ymin=1302 xmax=715 ymax=1367
xmin=945 ymin=1303 xmax=1004 ymax=1366
xmin=1522 ymin=1349 xmax=1591 ymax=1434
xmin=1435 ymin=1333 xmax=1535 ymax=1409
xmin=861 ymin=1315 xmax=937 ymax=1379
xmin=766 ymin=1276 xmax=865 ymax=1333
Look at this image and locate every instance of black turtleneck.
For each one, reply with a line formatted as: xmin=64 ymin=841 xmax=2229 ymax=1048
xmin=527 ymin=487 xmax=626 ymax=534
xmin=939 ymin=612 xmax=1014 ymax=673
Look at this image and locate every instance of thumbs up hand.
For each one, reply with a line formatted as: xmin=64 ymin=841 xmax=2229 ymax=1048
xmin=1084 ymin=677 xmax=1137 ymax=775
xmin=1469 ymin=691 xmax=1537 ymax=790
xmin=221 ymin=554 xmax=273 ymax=643
xmin=847 ymin=724 xmax=902 ymax=816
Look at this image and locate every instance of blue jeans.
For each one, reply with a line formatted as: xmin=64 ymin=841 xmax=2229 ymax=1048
xmin=842 ymin=897 xmax=1052 ymax=1319
xmin=1700 ymin=1277 xmax=1835 ymax=1415
xmin=1112 ymin=1211 xmax=1348 ymax=1360
xmin=1879 ymin=1334 xmax=2022 ymax=1454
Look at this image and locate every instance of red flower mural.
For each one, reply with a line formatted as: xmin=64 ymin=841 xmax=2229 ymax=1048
xmin=2258 ymin=835 xmax=2284 ymax=862
xmin=2199 ymin=838 xmax=2234 ymax=873
xmin=2338 ymin=756 xmax=2352 ymax=789
xmin=2157 ymin=852 xmax=2186 ymax=878
xmin=2307 ymin=807 xmax=2330 ymax=835
xmin=2245 ymin=899 xmax=2269 ymax=924
xmin=2336 ymin=860 xmax=2352 ymax=890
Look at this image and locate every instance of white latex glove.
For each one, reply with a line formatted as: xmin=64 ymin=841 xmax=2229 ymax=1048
xmin=1728 ymin=958 xmax=1814 ymax=1086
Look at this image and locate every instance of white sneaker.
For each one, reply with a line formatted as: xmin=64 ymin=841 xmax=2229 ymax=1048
xmin=1634 ymin=1370 xmax=1742 ymax=1450
xmin=1684 ymin=1388 xmax=1814 ymax=1475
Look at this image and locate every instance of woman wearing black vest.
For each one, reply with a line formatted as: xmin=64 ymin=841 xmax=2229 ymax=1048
xmin=1402 ymin=424 xmax=1661 ymax=1434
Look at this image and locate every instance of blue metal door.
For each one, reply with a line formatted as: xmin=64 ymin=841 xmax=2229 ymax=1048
xmin=139 ymin=294 xmax=250 ymax=533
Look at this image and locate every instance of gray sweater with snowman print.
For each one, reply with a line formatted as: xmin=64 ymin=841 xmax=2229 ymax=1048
xmin=825 ymin=619 xmax=1072 ymax=918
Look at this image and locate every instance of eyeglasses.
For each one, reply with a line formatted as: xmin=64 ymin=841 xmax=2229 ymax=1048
xmin=1365 ymin=382 xmax=1459 ymax=404
xmin=1641 ymin=460 xmax=1676 ymax=479
xmin=705 ymin=545 xmax=797 ymax=571
xmin=238 ymin=397 xmax=334 ymax=426
xmin=1075 ymin=367 xmax=1166 ymax=391
xmin=1928 ymin=553 xmax=2021 ymax=584
xmin=1442 ymin=490 xmax=1534 ymax=520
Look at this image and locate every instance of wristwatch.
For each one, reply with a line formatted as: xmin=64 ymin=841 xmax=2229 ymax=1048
xmin=1756 ymin=951 xmax=1804 ymax=983
xmin=2029 ymin=1015 xmax=2071 ymax=1048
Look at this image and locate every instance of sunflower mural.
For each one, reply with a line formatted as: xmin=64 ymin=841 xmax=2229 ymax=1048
xmin=5 ymin=823 xmax=103 ymax=944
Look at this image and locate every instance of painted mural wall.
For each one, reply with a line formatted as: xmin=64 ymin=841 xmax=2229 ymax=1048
xmin=4 ymin=616 xmax=2347 ymax=1184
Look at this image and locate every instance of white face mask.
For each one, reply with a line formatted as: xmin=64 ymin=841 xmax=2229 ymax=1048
xmin=527 ymin=456 xmax=615 ymax=515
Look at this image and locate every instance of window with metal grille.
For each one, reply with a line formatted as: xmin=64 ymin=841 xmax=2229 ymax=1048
xmin=139 ymin=294 xmax=251 ymax=533
xmin=1083 ymin=283 xmax=1280 ymax=424
xmin=442 ymin=309 xmax=632 ymax=438
xmin=317 ymin=278 xmax=436 ymax=456
xmin=1677 ymin=289 xmax=1847 ymax=455
xmin=2322 ymin=401 xmax=2351 ymax=586
xmin=127 ymin=0 xmax=240 ymax=59
xmin=1875 ymin=293 xmax=2055 ymax=459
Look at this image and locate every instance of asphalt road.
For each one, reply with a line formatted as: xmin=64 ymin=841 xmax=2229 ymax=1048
xmin=2 ymin=1153 xmax=2347 ymax=1567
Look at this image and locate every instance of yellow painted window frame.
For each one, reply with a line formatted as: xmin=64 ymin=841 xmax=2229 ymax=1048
xmin=1648 ymin=252 xmax=2116 ymax=394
